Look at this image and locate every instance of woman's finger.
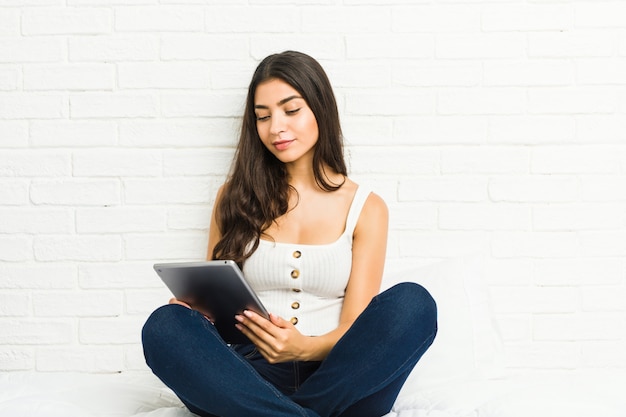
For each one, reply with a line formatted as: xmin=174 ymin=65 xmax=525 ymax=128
xmin=169 ymin=298 xmax=192 ymax=309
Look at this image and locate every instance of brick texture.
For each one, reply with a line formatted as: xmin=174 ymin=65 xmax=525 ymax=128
xmin=0 ymin=1 xmax=625 ymax=373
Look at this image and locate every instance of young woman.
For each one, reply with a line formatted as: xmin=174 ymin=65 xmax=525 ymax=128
xmin=142 ymin=51 xmax=437 ymax=417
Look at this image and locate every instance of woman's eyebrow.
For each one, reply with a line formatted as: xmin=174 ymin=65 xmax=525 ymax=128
xmin=254 ymin=95 xmax=303 ymax=109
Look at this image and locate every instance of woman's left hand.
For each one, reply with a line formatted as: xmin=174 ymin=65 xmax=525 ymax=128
xmin=235 ymin=310 xmax=310 ymax=364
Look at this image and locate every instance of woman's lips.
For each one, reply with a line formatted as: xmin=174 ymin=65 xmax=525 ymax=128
xmin=273 ymin=139 xmax=295 ymax=151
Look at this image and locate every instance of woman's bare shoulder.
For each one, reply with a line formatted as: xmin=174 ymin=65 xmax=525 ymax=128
xmin=354 ymin=184 xmax=388 ymax=225
xmin=363 ymin=191 xmax=388 ymax=217
xmin=344 ymin=178 xmax=387 ymax=209
xmin=214 ymin=182 xmax=228 ymax=202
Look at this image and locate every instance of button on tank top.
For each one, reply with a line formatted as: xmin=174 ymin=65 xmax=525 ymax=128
xmin=242 ymin=186 xmax=371 ymax=336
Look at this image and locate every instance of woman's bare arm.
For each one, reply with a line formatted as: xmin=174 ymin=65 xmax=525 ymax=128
xmin=206 ymin=185 xmax=225 ymax=261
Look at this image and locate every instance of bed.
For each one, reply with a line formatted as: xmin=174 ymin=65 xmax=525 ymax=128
xmin=2 ymin=257 xmax=624 ymax=417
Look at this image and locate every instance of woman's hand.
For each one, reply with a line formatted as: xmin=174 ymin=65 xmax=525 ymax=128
xmin=169 ymin=297 xmax=192 ymax=308
xmin=235 ymin=310 xmax=311 ymax=364
xmin=168 ymin=298 xmax=214 ymax=323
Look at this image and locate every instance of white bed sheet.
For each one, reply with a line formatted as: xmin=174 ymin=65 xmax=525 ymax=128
xmin=394 ymin=370 xmax=626 ymax=417
xmin=1 ymin=370 xmax=625 ymax=417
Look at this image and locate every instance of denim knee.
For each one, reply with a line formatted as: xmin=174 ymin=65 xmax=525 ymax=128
xmin=143 ymin=304 xmax=175 ymax=339
xmin=384 ymin=282 xmax=438 ymax=335
xmin=142 ymin=304 xmax=190 ymax=362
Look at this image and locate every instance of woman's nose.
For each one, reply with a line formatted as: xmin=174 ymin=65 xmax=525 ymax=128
xmin=269 ymin=113 xmax=286 ymax=135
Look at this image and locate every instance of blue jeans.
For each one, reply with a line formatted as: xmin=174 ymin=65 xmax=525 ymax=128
xmin=142 ymin=282 xmax=437 ymax=417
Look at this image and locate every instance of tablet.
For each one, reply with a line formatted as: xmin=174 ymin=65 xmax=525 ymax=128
xmin=153 ymin=260 xmax=269 ymax=344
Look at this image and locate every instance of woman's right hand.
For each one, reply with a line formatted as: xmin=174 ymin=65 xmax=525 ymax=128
xmin=168 ymin=298 xmax=214 ymax=323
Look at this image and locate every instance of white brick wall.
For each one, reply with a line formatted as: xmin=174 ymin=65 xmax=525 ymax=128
xmin=1 ymin=0 xmax=625 ymax=374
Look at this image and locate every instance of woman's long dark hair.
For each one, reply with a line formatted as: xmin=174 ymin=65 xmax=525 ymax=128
xmin=212 ymin=51 xmax=347 ymax=264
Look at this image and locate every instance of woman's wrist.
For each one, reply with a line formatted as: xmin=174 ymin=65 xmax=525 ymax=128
xmin=300 ymin=335 xmax=322 ymax=362
xmin=300 ymin=333 xmax=336 ymax=362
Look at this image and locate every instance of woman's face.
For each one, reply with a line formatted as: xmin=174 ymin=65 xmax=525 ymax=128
xmin=254 ymin=78 xmax=319 ymax=165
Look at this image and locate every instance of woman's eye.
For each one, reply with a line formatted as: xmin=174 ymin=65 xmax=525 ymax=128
xmin=286 ymin=108 xmax=301 ymax=115
xmin=256 ymin=115 xmax=270 ymax=121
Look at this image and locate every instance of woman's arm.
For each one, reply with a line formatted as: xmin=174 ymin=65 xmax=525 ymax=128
xmin=236 ymin=192 xmax=389 ymax=363
xmin=206 ymin=185 xmax=225 ymax=261
xmin=304 ymin=191 xmax=389 ymax=360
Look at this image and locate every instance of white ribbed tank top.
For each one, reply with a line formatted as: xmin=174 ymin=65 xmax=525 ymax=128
xmin=242 ymin=186 xmax=371 ymax=336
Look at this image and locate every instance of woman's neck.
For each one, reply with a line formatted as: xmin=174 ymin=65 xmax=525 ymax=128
xmin=286 ymin=161 xmax=343 ymax=192
xmin=286 ymin=160 xmax=316 ymax=189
